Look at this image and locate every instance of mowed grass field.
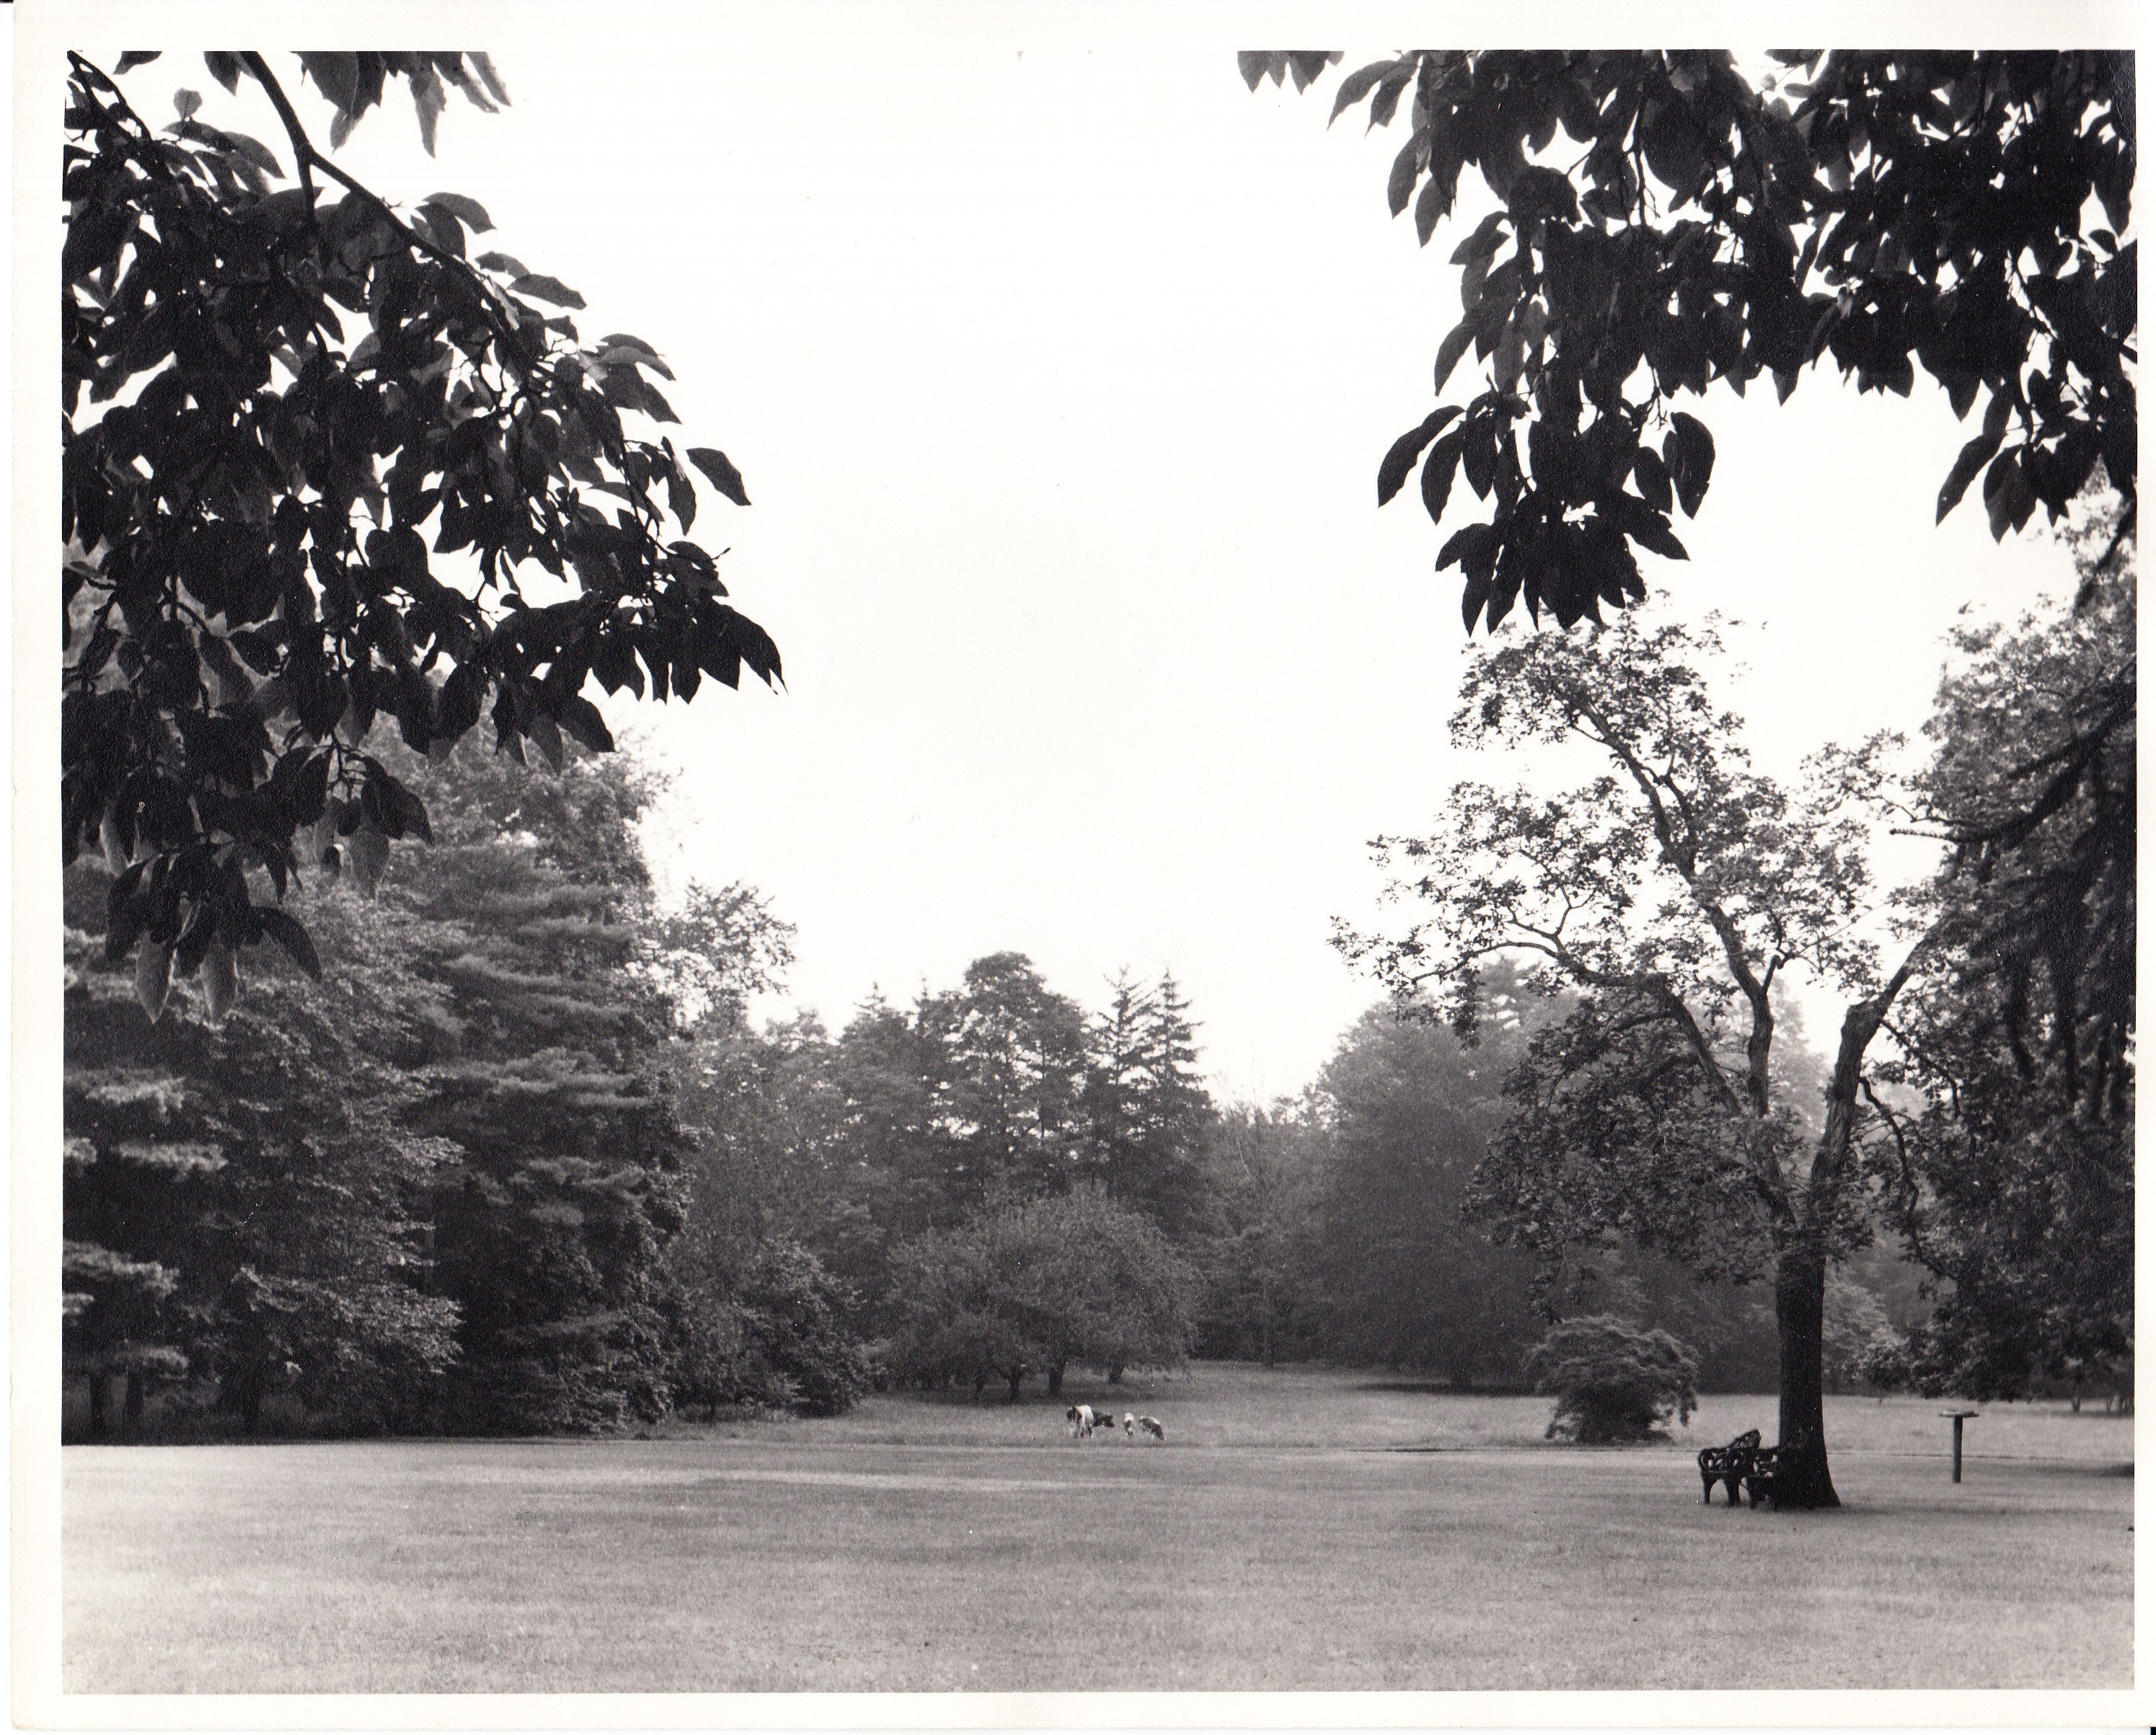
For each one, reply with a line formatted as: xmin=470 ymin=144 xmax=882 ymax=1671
xmin=62 ymin=1363 xmax=2131 ymax=1693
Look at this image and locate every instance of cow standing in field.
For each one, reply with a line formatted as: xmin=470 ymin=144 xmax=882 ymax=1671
xmin=1123 ymin=1413 xmax=1165 ymax=1442
xmin=1064 ymin=1404 xmax=1099 ymax=1439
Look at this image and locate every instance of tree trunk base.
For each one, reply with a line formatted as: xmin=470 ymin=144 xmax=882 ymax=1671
xmin=1767 ymin=1440 xmax=1840 ymax=1509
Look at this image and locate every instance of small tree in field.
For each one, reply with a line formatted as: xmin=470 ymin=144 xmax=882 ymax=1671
xmin=885 ymin=1188 xmax=1197 ymax=1400
xmin=1528 ymin=1315 xmax=1698 ymax=1443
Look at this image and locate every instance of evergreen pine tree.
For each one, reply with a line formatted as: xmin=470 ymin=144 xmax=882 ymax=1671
xmin=363 ymin=739 xmax=695 ymax=1433
xmin=63 ymin=886 xmax=459 ymax=1437
xmin=1082 ymin=970 xmax=1216 ymax=1237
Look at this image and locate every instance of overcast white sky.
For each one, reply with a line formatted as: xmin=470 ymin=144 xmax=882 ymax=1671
xmin=60 ymin=16 xmax=2103 ymax=1101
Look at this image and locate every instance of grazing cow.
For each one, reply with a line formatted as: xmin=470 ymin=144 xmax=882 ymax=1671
xmin=1065 ymin=1403 xmax=1097 ymax=1438
xmin=1131 ymin=1414 xmax=1165 ymax=1442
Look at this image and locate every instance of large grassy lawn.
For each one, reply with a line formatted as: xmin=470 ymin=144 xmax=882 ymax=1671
xmin=61 ymin=1364 xmax=2131 ymax=1693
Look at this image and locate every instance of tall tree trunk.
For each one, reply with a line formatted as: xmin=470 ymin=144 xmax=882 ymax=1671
xmin=1772 ymin=1243 xmax=1839 ymax=1509
xmin=1004 ymin=1364 xmax=1024 ymax=1403
xmin=123 ymin=1369 xmax=146 ymax=1437
xmin=1766 ymin=948 xmax=1926 ymax=1511
xmin=228 ymin=1367 xmax=265 ymax=1434
xmin=86 ymin=1372 xmax=111 ymax=1439
xmin=1107 ymin=1365 xmax=1123 ymax=1385
xmin=1046 ymin=1361 xmax=1064 ymax=1398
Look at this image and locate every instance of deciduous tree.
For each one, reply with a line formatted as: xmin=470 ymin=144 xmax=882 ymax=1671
xmin=885 ymin=1188 xmax=1198 ymax=1400
xmin=1244 ymin=50 xmax=2135 ymax=632
xmin=1341 ymin=616 xmax=1925 ymax=1504
xmin=1866 ymin=531 xmax=2134 ymax=1398
xmin=1302 ymin=1004 xmax=1544 ymax=1387
xmin=1193 ymin=1102 xmax=1322 ymax=1367
xmin=64 ymin=50 xmax=778 ymax=1012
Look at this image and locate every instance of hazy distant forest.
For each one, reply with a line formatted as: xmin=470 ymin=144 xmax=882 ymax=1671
xmin=61 ymin=49 xmax=2131 ymax=1443
xmin=65 ymin=568 xmax=2127 ymax=1438
xmin=60 ymin=725 xmax=1909 ymax=1436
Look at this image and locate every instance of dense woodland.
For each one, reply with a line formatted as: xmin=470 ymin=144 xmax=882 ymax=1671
xmin=63 ymin=539 xmax=2129 ymax=1436
xmin=58 ymin=50 xmax=2132 ymax=1445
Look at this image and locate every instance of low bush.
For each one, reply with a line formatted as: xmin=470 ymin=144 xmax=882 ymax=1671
xmin=1526 ymin=1314 xmax=1698 ymax=1444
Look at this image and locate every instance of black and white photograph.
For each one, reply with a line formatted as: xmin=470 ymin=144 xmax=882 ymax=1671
xmin=17 ymin=0 xmax=2142 ymax=1721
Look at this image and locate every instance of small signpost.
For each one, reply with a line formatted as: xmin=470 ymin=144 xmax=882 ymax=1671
xmin=1940 ymin=1409 xmax=1979 ymax=1483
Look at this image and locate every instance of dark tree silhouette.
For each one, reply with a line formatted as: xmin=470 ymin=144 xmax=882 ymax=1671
xmin=64 ymin=52 xmax=778 ymax=1011
xmin=1244 ymin=50 xmax=2134 ymax=631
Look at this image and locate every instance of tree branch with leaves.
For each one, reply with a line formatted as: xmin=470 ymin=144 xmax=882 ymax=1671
xmin=1246 ymin=50 xmax=2134 ymax=633
xmin=64 ymin=50 xmax=778 ymax=1020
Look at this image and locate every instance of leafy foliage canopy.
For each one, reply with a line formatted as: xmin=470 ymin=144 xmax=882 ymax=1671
xmin=1249 ymin=50 xmax=2135 ymax=631
xmin=64 ymin=51 xmax=777 ymax=1014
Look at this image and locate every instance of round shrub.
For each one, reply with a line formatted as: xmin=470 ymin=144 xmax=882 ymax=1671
xmin=1852 ymin=1331 xmax=1914 ymax=1395
xmin=1526 ymin=1314 xmax=1699 ymax=1443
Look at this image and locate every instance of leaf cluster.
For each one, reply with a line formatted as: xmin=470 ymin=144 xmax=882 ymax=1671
xmin=63 ymin=53 xmax=777 ymax=1017
xmin=1261 ymin=50 xmax=2135 ymax=629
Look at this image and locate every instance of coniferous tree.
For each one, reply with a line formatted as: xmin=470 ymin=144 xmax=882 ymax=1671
xmin=1081 ymin=971 xmax=1217 ymax=1238
xmin=63 ymin=880 xmax=460 ymax=1437
xmin=927 ymin=953 xmax=1091 ymax=1206
xmin=366 ymin=738 xmax=694 ymax=1432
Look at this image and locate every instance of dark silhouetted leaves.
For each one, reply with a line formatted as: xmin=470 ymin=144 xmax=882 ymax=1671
xmin=1377 ymin=405 xmax=1463 ymax=506
xmin=1255 ymin=50 xmax=2136 ymax=629
xmin=511 ymin=273 xmax=586 ymax=309
xmin=423 ymin=191 xmax=494 ymax=232
xmin=1938 ymin=427 xmax=2006 ymax=523
xmin=1421 ymin=431 xmax=1464 ymax=524
xmin=252 ymin=907 xmax=322 ymax=980
xmin=687 ymin=448 xmax=751 ymax=507
xmin=63 ymin=52 xmax=777 ymax=999
xmin=1664 ymin=414 xmax=1715 ymax=518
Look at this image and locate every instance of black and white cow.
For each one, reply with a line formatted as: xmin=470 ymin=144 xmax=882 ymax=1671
xmin=1064 ymin=1403 xmax=1100 ymax=1438
xmin=1125 ymin=1413 xmax=1165 ymax=1441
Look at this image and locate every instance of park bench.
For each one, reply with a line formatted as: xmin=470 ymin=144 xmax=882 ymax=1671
xmin=1738 ymin=1444 xmax=1787 ymax=1506
xmin=1696 ymin=1428 xmax=1761 ymax=1505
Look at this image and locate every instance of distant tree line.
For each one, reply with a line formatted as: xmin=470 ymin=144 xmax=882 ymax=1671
xmin=63 ymin=556 xmax=2126 ymax=1439
xmin=56 ymin=741 xmax=1914 ymax=1439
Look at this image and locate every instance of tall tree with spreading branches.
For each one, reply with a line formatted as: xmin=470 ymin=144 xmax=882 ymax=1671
xmin=1866 ymin=519 xmax=2134 ymax=1399
xmin=64 ymin=51 xmax=779 ymax=1017
xmin=1340 ymin=617 xmax=1925 ymax=1506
